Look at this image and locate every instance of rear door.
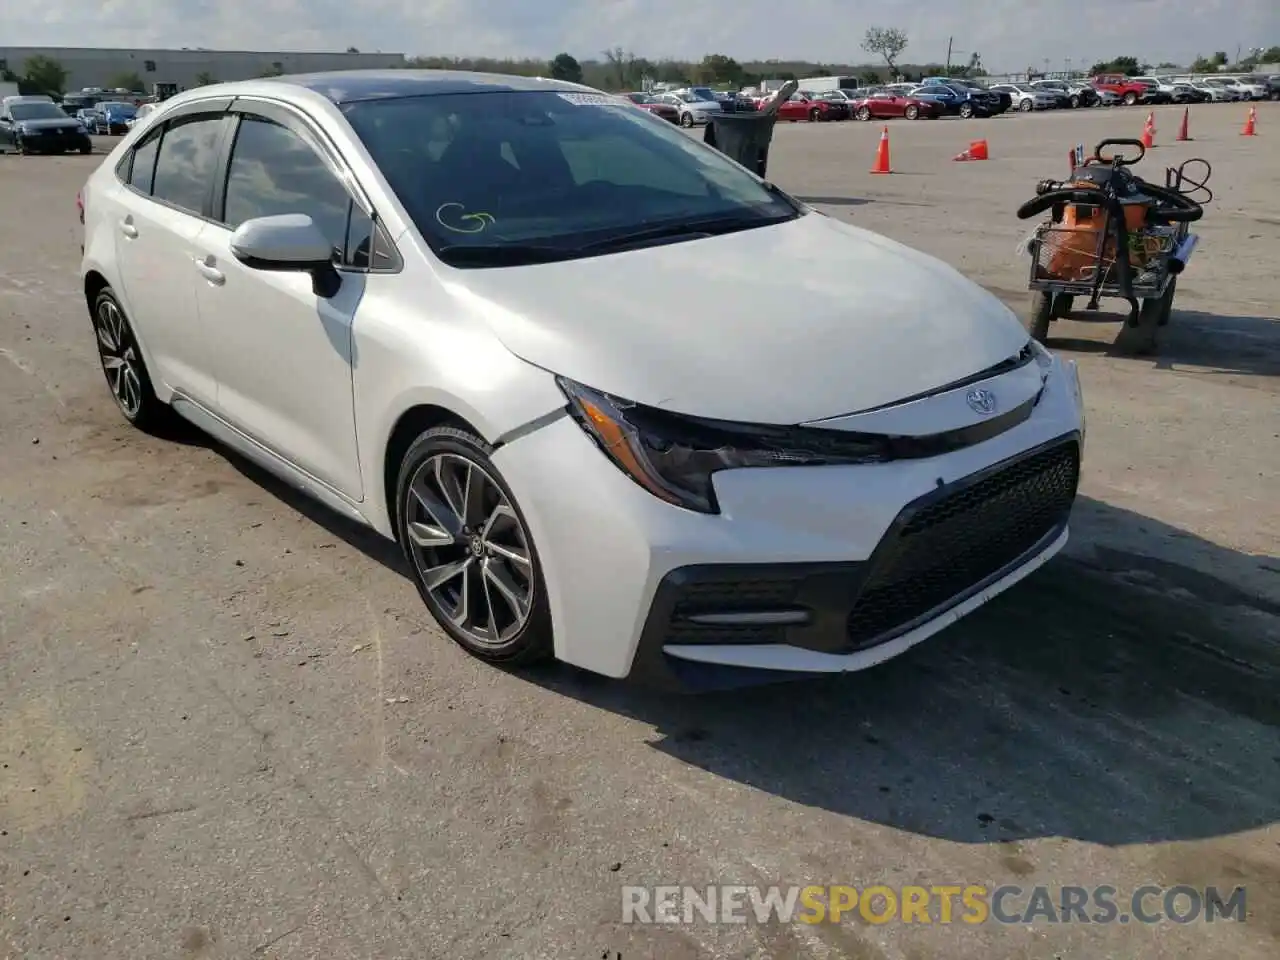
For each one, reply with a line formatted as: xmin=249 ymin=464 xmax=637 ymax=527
xmin=109 ymin=103 xmax=234 ymax=405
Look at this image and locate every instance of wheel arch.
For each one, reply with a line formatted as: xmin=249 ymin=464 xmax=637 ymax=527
xmin=381 ymin=403 xmax=480 ymax=541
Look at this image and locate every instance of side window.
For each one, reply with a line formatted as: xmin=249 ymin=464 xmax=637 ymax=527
xmin=221 ymin=115 xmax=351 ymax=260
xmin=127 ymin=131 xmax=161 ymax=194
xmin=151 ymin=115 xmax=226 ymax=215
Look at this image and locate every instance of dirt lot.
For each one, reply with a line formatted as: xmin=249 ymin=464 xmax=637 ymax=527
xmin=1 ymin=104 xmax=1277 ymax=960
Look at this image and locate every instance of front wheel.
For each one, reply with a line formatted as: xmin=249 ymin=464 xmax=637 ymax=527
xmin=904 ymin=105 xmax=919 ymax=120
xmin=1020 ymin=99 xmax=1034 ymax=112
xmin=1123 ymin=91 xmax=1138 ymax=105
xmin=679 ymin=112 xmax=693 ymax=127
xmin=856 ymin=106 xmax=872 ymax=121
xmin=395 ymin=426 xmax=553 ymax=666
xmin=959 ymin=103 xmax=974 ymax=119
xmin=1070 ymin=95 xmax=1081 ymax=108
xmin=809 ymin=108 xmax=822 ymax=122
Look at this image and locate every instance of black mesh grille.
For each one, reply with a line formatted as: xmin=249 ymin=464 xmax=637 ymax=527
xmin=845 ymin=440 xmax=1080 ymax=649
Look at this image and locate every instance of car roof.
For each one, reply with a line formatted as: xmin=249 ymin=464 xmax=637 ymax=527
xmin=195 ymin=69 xmax=598 ymax=106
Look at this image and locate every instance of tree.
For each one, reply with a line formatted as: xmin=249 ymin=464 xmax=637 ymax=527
xmin=696 ymin=54 xmax=743 ymax=86
xmin=547 ymin=52 xmax=583 ymax=84
xmin=107 ymin=71 xmax=144 ymax=92
xmin=602 ymin=46 xmax=631 ymax=90
xmin=22 ymin=55 xmax=68 ymax=96
xmin=193 ymin=71 xmax=216 ymax=86
xmin=861 ymin=27 xmax=908 ymax=76
xmin=1088 ymin=55 xmax=1141 ymax=76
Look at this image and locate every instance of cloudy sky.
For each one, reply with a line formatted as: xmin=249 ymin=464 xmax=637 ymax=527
xmin=5 ymin=0 xmax=1276 ymax=72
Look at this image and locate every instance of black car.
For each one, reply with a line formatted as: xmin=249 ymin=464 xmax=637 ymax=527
xmin=0 ymin=98 xmax=93 ymax=155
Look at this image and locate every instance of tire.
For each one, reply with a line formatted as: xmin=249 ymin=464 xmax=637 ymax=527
xmin=79 ymin=143 xmax=92 ymax=155
xmin=1156 ymin=278 xmax=1176 ymax=327
xmin=1123 ymin=92 xmax=1138 ymax=106
xmin=1114 ymin=298 xmax=1163 ymax=355
xmin=1070 ymin=95 xmax=1081 ymax=108
xmin=1024 ymin=292 xmax=1054 ymax=342
xmin=959 ymin=103 xmax=974 ymax=119
xmin=1052 ymin=294 xmax=1075 ymax=319
xmin=1020 ymin=98 xmax=1033 ymax=112
xmin=856 ymin=106 xmax=872 ymax=121
xmin=904 ymin=105 xmax=919 ymax=120
xmin=91 ymin=287 xmax=170 ymax=431
xmin=809 ymin=108 xmax=822 ymax=122
xmin=395 ymin=425 xmax=553 ymax=667
xmin=679 ymin=112 xmax=693 ymax=128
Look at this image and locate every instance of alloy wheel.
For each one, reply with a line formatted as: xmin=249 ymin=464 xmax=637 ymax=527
xmin=403 ymin=453 xmax=535 ymax=648
xmin=94 ymin=297 xmax=144 ymax=418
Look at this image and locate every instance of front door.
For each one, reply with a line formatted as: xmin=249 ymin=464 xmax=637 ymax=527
xmin=192 ymin=109 xmax=364 ymax=501
xmin=110 ymin=112 xmax=231 ymax=406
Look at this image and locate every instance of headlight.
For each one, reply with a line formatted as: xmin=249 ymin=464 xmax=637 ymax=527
xmin=557 ymin=378 xmax=883 ymax=514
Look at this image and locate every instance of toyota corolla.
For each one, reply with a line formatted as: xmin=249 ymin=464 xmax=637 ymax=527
xmin=78 ymin=71 xmax=1084 ymax=691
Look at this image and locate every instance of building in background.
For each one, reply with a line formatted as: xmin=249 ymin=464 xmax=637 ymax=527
xmin=0 ymin=46 xmax=407 ymax=94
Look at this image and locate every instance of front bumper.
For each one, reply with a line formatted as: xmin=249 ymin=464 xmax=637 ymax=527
xmin=492 ymin=352 xmax=1086 ymax=690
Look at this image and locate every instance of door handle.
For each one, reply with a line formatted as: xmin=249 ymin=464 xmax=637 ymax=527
xmin=194 ymin=257 xmax=225 ymax=285
xmin=119 ymin=219 xmax=138 ymax=239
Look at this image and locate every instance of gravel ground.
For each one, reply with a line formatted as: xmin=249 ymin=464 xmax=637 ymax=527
xmin=1 ymin=104 xmax=1277 ymax=960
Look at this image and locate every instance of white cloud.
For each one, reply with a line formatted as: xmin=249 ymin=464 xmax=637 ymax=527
xmin=3 ymin=0 xmax=1276 ymax=72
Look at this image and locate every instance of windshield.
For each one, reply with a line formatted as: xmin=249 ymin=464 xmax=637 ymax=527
xmin=343 ymin=90 xmax=799 ymax=265
xmin=8 ymin=102 xmax=68 ymax=121
xmin=100 ymin=101 xmax=136 ymax=114
xmin=689 ymin=87 xmax=717 ymax=101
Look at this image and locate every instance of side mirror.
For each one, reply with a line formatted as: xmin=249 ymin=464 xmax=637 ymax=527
xmin=229 ymin=214 xmax=341 ymax=297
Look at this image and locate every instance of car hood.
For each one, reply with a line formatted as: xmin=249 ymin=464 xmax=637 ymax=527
xmin=18 ymin=118 xmax=81 ymax=131
xmin=447 ymin=212 xmax=1029 ymax=424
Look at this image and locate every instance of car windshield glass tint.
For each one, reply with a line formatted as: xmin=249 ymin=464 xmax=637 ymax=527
xmin=343 ymin=90 xmax=798 ymax=258
xmin=9 ymin=102 xmax=67 ymax=121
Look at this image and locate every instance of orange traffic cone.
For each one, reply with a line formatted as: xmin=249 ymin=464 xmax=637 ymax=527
xmin=968 ymin=139 xmax=989 ymax=160
xmin=1175 ymin=108 xmax=1190 ymax=141
xmin=1140 ymin=117 xmax=1154 ymax=149
xmin=1241 ymin=106 xmax=1257 ymax=136
xmin=871 ymin=126 xmax=891 ymax=173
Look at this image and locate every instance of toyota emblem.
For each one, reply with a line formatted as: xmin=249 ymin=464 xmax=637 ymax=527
xmin=966 ymin=388 xmax=997 ymax=416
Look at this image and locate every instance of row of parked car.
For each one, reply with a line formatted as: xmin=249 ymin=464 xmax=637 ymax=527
xmin=625 ymin=73 xmax=1279 ymax=128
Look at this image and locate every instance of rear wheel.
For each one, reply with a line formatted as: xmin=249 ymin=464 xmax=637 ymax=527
xmin=1024 ymin=292 xmax=1054 ymax=342
xmin=904 ymin=105 xmax=919 ymax=120
xmin=91 ymin=287 xmax=169 ymax=430
xmin=395 ymin=426 xmax=553 ymax=666
xmin=856 ymin=106 xmax=872 ymax=121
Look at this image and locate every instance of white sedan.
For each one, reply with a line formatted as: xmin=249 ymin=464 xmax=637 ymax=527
xmin=78 ymin=71 xmax=1084 ymax=691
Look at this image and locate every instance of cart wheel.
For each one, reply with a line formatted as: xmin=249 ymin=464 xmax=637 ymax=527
xmin=1052 ymin=294 xmax=1074 ymax=319
xmin=1024 ymin=292 xmax=1053 ymax=342
xmin=1156 ymin=278 xmax=1176 ymax=326
xmin=1114 ymin=298 xmax=1162 ymax=356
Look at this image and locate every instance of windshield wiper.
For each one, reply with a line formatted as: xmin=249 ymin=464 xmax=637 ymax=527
xmin=575 ymin=213 xmax=790 ymax=254
xmin=434 ymin=244 xmax=573 ymax=267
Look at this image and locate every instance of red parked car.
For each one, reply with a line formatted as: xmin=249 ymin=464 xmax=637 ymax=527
xmin=849 ymin=91 xmax=942 ymax=121
xmin=775 ymin=93 xmax=849 ymax=122
xmin=622 ymin=92 xmax=680 ymax=123
xmin=1089 ymin=74 xmax=1151 ymax=106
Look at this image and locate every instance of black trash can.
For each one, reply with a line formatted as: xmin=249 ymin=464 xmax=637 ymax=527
xmin=703 ymin=112 xmax=779 ymax=179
